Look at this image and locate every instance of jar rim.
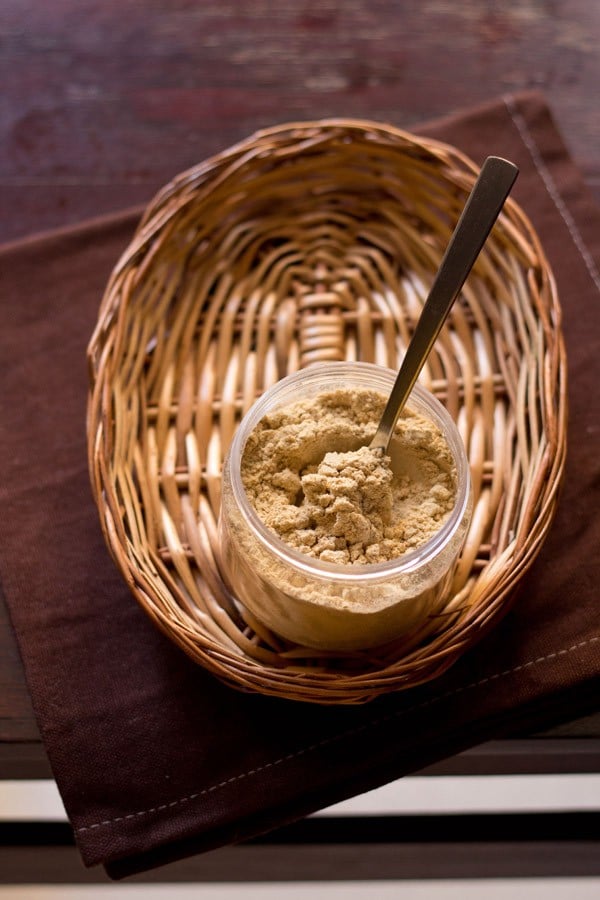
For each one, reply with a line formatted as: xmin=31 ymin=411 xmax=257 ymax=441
xmin=226 ymin=362 xmax=472 ymax=584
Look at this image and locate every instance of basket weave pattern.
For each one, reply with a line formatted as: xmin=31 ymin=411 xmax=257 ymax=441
xmin=87 ymin=121 xmax=566 ymax=703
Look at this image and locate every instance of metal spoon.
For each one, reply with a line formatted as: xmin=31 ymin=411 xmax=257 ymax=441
xmin=369 ymin=155 xmax=518 ymax=453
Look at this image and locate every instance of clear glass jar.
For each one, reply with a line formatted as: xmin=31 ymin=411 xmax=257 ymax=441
xmin=218 ymin=362 xmax=472 ymax=651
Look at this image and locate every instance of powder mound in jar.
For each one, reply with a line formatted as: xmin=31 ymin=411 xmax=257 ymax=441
xmin=240 ymin=388 xmax=457 ymax=565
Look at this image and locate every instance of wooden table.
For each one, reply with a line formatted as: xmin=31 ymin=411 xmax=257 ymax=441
xmin=2 ymin=0 xmax=600 ymax=248
xmin=1 ymin=0 xmax=599 ymax=883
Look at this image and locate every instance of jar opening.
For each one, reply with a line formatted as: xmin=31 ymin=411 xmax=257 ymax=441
xmin=227 ymin=363 xmax=471 ymax=584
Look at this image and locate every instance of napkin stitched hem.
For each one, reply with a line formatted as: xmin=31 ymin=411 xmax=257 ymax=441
xmin=503 ymin=94 xmax=600 ymax=293
xmin=75 ymin=632 xmax=599 ymax=835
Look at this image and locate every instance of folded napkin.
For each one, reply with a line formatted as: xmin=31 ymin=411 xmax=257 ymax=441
xmin=1 ymin=91 xmax=598 ymax=878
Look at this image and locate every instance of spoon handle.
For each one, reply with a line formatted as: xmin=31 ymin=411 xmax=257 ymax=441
xmin=370 ymin=155 xmax=518 ymax=452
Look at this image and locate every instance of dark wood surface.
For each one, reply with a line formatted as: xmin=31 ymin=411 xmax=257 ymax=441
xmin=2 ymin=0 xmax=600 ymax=248
xmin=1 ymin=0 xmax=599 ymax=776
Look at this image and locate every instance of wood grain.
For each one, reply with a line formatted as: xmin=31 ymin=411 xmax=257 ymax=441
xmin=1 ymin=0 xmax=599 ymax=242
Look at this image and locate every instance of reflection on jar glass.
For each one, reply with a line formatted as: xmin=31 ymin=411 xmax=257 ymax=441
xmin=218 ymin=362 xmax=473 ymax=651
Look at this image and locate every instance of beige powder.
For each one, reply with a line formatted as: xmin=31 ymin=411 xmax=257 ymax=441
xmin=241 ymin=388 xmax=457 ymax=565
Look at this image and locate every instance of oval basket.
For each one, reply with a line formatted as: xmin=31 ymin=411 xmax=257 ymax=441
xmin=87 ymin=119 xmax=566 ymax=704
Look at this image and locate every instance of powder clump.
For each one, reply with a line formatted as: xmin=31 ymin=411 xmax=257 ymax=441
xmin=241 ymin=388 xmax=456 ymax=565
xmin=298 ymin=446 xmax=393 ymax=564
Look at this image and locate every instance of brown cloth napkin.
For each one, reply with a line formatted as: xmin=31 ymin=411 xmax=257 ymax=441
xmin=1 ymin=92 xmax=599 ymax=878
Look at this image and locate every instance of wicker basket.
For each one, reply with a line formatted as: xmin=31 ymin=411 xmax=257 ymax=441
xmin=87 ymin=119 xmax=566 ymax=704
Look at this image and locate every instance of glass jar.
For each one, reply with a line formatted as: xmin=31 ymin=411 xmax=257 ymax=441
xmin=218 ymin=362 xmax=472 ymax=651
